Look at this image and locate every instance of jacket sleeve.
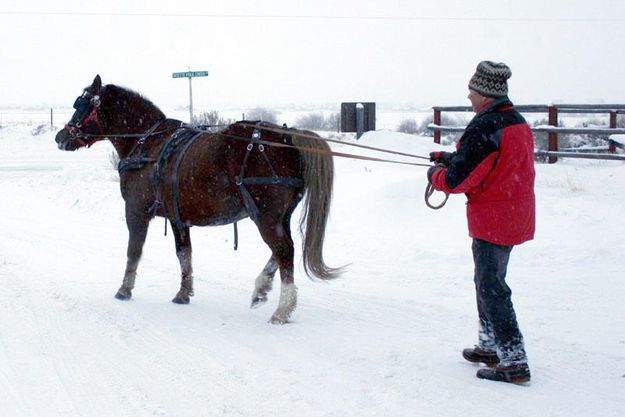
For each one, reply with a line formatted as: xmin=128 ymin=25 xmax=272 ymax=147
xmin=430 ymin=125 xmax=499 ymax=194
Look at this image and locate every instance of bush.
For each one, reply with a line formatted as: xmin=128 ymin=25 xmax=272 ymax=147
xmin=326 ymin=113 xmax=340 ymax=131
xmin=532 ymin=116 xmax=612 ymax=151
xmin=397 ymin=119 xmax=418 ymax=134
xmin=294 ymin=112 xmax=340 ymax=131
xmin=416 ymin=113 xmax=468 ymax=144
xmin=417 ymin=113 xmax=466 ymax=136
xmin=245 ymin=107 xmax=279 ymax=124
xmin=109 ymin=151 xmax=120 ymax=171
xmin=31 ymin=124 xmax=49 ymax=136
xmin=193 ymin=110 xmax=235 ymax=129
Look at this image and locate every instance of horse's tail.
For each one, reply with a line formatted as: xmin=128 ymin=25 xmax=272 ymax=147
xmin=293 ymin=132 xmax=344 ymax=280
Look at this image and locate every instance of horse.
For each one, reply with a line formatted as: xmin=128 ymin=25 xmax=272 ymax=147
xmin=54 ymin=75 xmax=342 ymax=324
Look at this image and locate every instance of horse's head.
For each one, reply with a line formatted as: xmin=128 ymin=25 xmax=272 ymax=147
xmin=55 ymin=75 xmax=105 ymax=151
xmin=56 ymin=75 xmax=167 ymax=152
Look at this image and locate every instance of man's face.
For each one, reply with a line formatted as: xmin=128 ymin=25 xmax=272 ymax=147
xmin=468 ymin=88 xmax=489 ymax=112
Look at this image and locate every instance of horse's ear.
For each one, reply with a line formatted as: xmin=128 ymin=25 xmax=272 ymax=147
xmin=92 ymin=75 xmax=102 ymax=94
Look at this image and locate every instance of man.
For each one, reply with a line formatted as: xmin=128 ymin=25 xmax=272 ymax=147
xmin=427 ymin=61 xmax=535 ymax=383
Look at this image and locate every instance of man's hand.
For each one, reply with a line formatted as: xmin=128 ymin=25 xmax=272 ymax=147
xmin=429 ymin=151 xmax=453 ymax=166
xmin=427 ymin=163 xmax=446 ymax=183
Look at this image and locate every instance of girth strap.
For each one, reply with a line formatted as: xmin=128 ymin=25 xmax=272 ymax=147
xmin=151 ymin=128 xmax=204 ymax=230
xmin=239 ymin=176 xmax=304 ymax=187
xmin=171 ymin=131 xmax=203 ymax=230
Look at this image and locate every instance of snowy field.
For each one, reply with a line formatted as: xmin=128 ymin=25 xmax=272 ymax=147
xmin=1 ymin=115 xmax=624 ymax=417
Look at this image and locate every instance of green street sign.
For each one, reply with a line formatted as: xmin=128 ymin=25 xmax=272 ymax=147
xmin=172 ymin=71 xmax=209 ymax=78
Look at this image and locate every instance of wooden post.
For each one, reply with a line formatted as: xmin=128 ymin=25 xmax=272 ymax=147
xmin=433 ymin=108 xmax=441 ymax=144
xmin=609 ymin=111 xmax=617 ymax=153
xmin=548 ymin=105 xmax=558 ymax=163
xmin=50 ymin=108 xmax=54 ymax=129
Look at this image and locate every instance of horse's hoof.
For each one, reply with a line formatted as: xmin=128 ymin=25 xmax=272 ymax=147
xmin=115 ymin=288 xmax=132 ymax=300
xmin=172 ymin=294 xmax=190 ymax=304
xmin=269 ymin=314 xmax=289 ymax=325
xmin=251 ymin=295 xmax=268 ymax=309
xmin=172 ymin=296 xmax=190 ymax=304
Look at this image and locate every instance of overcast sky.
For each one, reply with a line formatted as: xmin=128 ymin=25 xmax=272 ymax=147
xmin=1 ymin=0 xmax=625 ymax=110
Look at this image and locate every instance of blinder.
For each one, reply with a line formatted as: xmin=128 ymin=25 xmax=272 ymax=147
xmin=65 ymin=90 xmax=104 ymax=147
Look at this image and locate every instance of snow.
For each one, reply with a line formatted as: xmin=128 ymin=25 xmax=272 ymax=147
xmin=1 ymin=120 xmax=624 ymax=417
xmin=610 ymin=134 xmax=625 ymax=146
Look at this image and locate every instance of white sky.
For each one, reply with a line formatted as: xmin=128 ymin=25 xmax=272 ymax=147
xmin=1 ymin=0 xmax=625 ymax=109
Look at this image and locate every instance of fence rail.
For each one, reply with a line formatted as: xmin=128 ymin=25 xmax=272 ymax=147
xmin=534 ymin=151 xmax=625 ymax=161
xmin=430 ymin=103 xmax=625 ymax=163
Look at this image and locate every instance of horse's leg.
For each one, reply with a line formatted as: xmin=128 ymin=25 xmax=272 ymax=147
xmin=115 ymin=208 xmax=150 ymax=300
xmin=250 ymin=256 xmax=278 ymax=308
xmin=170 ymin=222 xmax=194 ymax=304
xmin=256 ymin=216 xmax=297 ymax=324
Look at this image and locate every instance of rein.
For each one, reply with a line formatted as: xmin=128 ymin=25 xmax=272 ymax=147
xmin=215 ymin=123 xmax=450 ymax=209
xmin=71 ymin=120 xmax=448 ymax=208
xmin=424 ymin=183 xmax=450 ymax=210
xmin=218 ymin=131 xmax=432 ymax=167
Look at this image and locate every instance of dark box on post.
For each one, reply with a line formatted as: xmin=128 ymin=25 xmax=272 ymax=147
xmin=340 ymin=102 xmax=376 ymax=133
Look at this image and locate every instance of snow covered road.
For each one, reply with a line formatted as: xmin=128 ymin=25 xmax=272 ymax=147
xmin=1 ymin=125 xmax=624 ymax=416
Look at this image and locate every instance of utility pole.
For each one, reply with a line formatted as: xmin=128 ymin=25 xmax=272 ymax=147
xmin=172 ymin=69 xmax=209 ymax=123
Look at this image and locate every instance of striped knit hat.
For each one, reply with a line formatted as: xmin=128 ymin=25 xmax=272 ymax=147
xmin=468 ymin=61 xmax=512 ymax=98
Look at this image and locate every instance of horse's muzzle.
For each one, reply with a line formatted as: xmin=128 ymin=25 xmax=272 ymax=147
xmin=55 ymin=128 xmax=78 ymax=151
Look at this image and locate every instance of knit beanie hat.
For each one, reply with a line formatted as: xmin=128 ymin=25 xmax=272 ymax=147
xmin=468 ymin=61 xmax=512 ymax=98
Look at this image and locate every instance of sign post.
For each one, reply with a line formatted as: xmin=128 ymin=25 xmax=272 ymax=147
xmin=172 ymin=70 xmax=209 ymax=123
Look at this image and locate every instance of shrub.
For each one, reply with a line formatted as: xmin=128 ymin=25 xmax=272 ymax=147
xmin=416 ymin=113 xmax=468 ymax=144
xmin=397 ymin=119 xmax=418 ymax=134
xmin=245 ymin=107 xmax=279 ymax=124
xmin=31 ymin=124 xmax=48 ymax=136
xmin=193 ymin=110 xmax=235 ymax=129
xmin=109 ymin=151 xmax=120 ymax=171
xmin=532 ymin=116 xmax=612 ymax=151
xmin=325 ymin=113 xmax=340 ymax=131
xmin=294 ymin=112 xmax=340 ymax=131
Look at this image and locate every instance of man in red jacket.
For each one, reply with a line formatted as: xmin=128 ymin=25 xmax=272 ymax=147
xmin=428 ymin=61 xmax=535 ymax=383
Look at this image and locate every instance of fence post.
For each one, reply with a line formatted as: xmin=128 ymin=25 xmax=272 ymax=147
xmin=50 ymin=108 xmax=54 ymax=129
xmin=355 ymin=103 xmax=364 ymax=139
xmin=433 ymin=108 xmax=441 ymax=144
xmin=548 ymin=105 xmax=558 ymax=163
xmin=609 ymin=111 xmax=617 ymax=153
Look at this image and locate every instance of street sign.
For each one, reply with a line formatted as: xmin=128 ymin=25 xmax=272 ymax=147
xmin=172 ymin=69 xmax=209 ymax=123
xmin=172 ymin=71 xmax=208 ymax=78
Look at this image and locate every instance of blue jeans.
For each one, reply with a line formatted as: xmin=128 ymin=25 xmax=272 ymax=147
xmin=472 ymin=239 xmax=527 ymax=365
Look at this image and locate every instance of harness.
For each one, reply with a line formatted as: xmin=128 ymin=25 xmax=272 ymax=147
xmin=117 ymin=119 xmax=164 ymax=175
xmin=116 ymin=122 xmax=303 ymax=248
xmin=235 ymin=123 xmax=304 ymax=223
xmin=149 ymin=127 xmax=204 ymax=230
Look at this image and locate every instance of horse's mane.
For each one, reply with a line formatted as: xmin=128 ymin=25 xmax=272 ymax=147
xmin=103 ymin=84 xmax=166 ymax=120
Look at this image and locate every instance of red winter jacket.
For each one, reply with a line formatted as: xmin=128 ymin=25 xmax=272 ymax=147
xmin=430 ymin=97 xmax=535 ymax=246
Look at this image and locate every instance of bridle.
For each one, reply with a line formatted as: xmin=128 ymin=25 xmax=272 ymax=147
xmin=64 ymin=90 xmax=105 ymax=148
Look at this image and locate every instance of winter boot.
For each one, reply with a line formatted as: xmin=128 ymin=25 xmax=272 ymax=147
xmin=476 ymin=363 xmax=531 ymax=384
xmin=462 ymin=346 xmax=499 ymax=366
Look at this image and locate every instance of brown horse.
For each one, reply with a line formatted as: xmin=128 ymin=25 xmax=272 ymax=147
xmin=55 ymin=75 xmax=342 ymax=324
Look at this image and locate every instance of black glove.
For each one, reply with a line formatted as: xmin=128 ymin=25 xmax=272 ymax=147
xmin=427 ymin=163 xmax=445 ymax=183
xmin=429 ymin=151 xmax=453 ymax=166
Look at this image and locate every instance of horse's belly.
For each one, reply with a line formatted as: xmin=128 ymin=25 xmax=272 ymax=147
xmin=198 ymin=208 xmax=248 ymax=226
xmin=176 ymin=184 xmax=246 ymax=227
